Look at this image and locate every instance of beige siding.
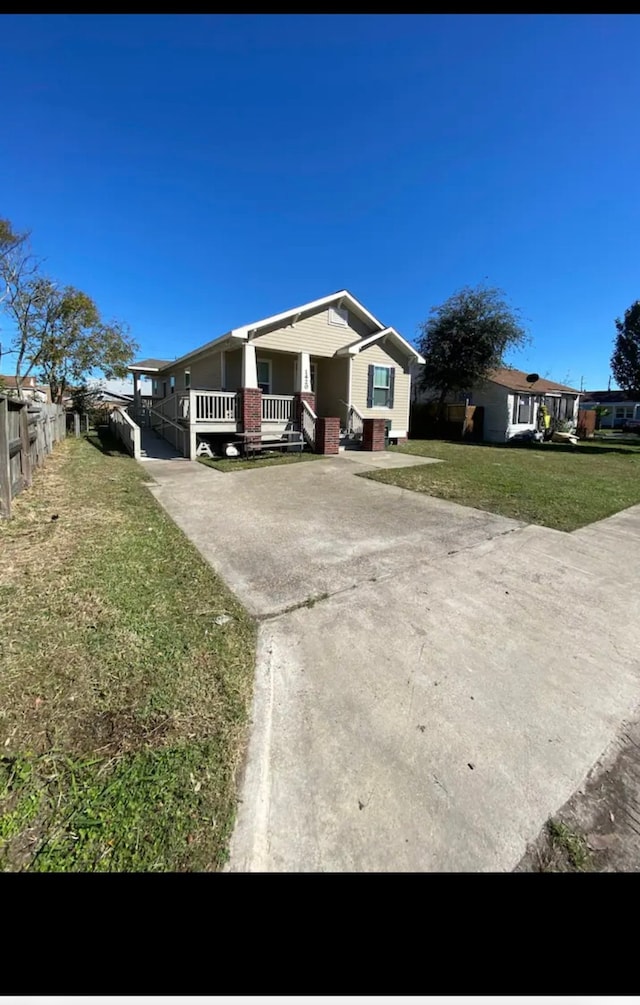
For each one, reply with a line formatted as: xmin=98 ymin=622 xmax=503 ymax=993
xmin=253 ymin=307 xmax=375 ymax=357
xmin=189 ymin=351 xmax=222 ymax=390
xmin=315 ymin=357 xmax=350 ymax=422
xmin=225 ymin=348 xmax=242 ymax=390
xmin=254 ymin=350 xmax=295 ymax=394
xmin=351 ymin=341 xmax=411 ymax=434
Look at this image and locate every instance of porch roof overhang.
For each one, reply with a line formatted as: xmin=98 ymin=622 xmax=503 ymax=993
xmin=128 ymin=358 xmax=172 ymax=374
xmin=335 ymin=327 xmax=426 ymax=364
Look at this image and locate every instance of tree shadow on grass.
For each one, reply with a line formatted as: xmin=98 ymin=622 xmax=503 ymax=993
xmin=84 ymin=425 xmax=129 ymax=457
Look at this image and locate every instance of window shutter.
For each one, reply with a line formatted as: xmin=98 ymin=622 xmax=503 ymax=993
xmin=367 ymin=365 xmax=374 ymax=408
xmin=387 ymin=368 xmax=395 ymax=408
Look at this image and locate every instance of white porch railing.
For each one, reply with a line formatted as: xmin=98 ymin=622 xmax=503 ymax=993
xmin=262 ymin=394 xmax=294 ymax=423
xmin=149 ymin=393 xmax=179 ymax=427
xmin=110 ymin=406 xmax=141 ymax=460
xmin=348 ymin=404 xmax=364 ymax=440
xmin=181 ymin=391 xmax=238 ymax=423
xmin=301 ymin=399 xmax=317 ymax=450
xmin=340 ymin=400 xmax=364 ymax=440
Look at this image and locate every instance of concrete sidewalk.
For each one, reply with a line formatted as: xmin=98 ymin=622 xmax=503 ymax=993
xmin=142 ymin=452 xmax=640 ymax=871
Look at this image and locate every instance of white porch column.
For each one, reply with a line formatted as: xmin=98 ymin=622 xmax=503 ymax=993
xmin=132 ymin=372 xmax=139 ymax=407
xmin=242 ymin=341 xmax=258 ymax=388
xmin=295 ymin=351 xmax=312 ymax=393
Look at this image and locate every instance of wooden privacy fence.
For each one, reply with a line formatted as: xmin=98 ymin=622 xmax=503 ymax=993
xmin=577 ymin=408 xmax=596 ymax=439
xmin=410 ymin=401 xmax=484 ymax=442
xmin=0 ymin=396 xmax=66 ymax=519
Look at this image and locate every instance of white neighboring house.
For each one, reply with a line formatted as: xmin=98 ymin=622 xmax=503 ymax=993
xmin=411 ymin=365 xmax=581 ymax=443
xmin=88 ymin=377 xmax=153 ymax=399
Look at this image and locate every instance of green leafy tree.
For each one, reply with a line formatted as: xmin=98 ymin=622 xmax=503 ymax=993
xmin=611 ymin=300 xmax=640 ymax=396
xmin=417 ymin=284 xmax=529 ymax=416
xmin=2 ymin=276 xmax=137 ymax=402
xmin=593 ymin=405 xmax=610 ymax=431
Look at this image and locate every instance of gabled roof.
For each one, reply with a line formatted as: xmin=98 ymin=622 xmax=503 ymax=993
xmin=582 ymin=389 xmax=640 ymax=404
xmin=486 ymin=367 xmax=581 ymax=395
xmin=233 ymin=289 xmax=386 ymax=339
xmin=336 ymin=327 xmax=425 ymax=363
xmin=1 ymin=375 xmax=49 ymax=391
xmin=128 ymin=290 xmax=418 ymax=372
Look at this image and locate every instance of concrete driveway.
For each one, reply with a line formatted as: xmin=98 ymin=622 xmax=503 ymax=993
xmin=143 ymin=451 xmax=640 ymax=871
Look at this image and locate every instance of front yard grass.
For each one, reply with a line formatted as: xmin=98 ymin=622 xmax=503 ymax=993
xmin=362 ymin=439 xmax=640 ymax=531
xmin=0 ymin=434 xmax=255 ymax=871
xmin=198 ymin=450 xmax=325 ymax=473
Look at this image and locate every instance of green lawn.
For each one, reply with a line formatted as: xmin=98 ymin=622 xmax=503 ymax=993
xmin=198 ymin=450 xmax=324 ymax=472
xmin=0 ymin=433 xmax=255 ymax=871
xmin=361 ymin=439 xmax=640 ymax=531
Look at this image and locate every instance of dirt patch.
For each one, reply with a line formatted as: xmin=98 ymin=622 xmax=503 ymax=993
xmin=517 ymin=711 xmax=640 ymax=872
xmin=70 ymin=709 xmax=175 ymax=757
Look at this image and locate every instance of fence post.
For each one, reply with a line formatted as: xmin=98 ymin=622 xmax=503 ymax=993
xmin=19 ymin=402 xmax=32 ymax=489
xmin=0 ymin=396 xmax=11 ymax=519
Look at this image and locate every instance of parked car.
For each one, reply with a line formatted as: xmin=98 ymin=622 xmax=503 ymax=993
xmin=622 ymin=418 xmax=640 ymax=433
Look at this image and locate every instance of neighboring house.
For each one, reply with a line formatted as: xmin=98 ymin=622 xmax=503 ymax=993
xmin=0 ymin=375 xmax=51 ymax=403
xmin=127 ymin=290 xmax=425 ymax=458
xmin=580 ymin=390 xmax=640 ymax=429
xmin=411 ymin=366 xmax=581 ymax=443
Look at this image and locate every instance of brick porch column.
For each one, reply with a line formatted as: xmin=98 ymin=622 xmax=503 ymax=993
xmin=237 ymin=387 xmax=262 ymax=450
xmin=362 ymin=417 xmax=386 ymax=451
xmin=294 ymin=391 xmax=316 ymax=426
xmin=315 ymin=416 xmax=340 ymax=455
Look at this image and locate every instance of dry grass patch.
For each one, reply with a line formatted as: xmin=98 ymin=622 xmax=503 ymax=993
xmin=0 ymin=432 xmax=255 ymax=871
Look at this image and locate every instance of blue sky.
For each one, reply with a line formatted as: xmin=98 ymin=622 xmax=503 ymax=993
xmin=2 ymin=14 xmax=639 ymax=391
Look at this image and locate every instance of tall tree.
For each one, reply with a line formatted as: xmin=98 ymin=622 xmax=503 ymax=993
xmin=2 ymin=275 xmax=137 ymax=401
xmin=417 ymin=285 xmax=528 ymax=415
xmin=611 ymin=300 xmax=640 ymax=396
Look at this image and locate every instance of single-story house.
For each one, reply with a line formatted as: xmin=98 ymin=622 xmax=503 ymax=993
xmin=0 ymin=375 xmax=51 ymax=403
xmin=127 ymin=290 xmax=425 ymax=458
xmin=580 ymin=390 xmax=640 ymax=429
xmin=411 ymin=366 xmax=581 ymax=443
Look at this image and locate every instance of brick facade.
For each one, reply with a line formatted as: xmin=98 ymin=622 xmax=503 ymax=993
xmin=293 ymin=391 xmax=316 ymax=427
xmin=237 ymin=387 xmax=262 ymax=450
xmin=362 ymin=417 xmax=386 ymax=451
xmin=315 ymin=416 xmax=340 ymax=455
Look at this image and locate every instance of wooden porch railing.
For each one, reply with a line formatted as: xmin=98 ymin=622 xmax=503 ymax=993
xmin=179 ymin=391 xmax=238 ymax=423
xmin=340 ymin=400 xmax=364 ymax=440
xmin=262 ymin=394 xmax=294 ymax=423
xmin=301 ymin=398 xmax=317 ymax=450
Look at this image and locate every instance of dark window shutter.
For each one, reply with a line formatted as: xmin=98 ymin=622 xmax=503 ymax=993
xmin=387 ymin=368 xmax=395 ymax=408
xmin=367 ymin=365 xmax=374 ymax=408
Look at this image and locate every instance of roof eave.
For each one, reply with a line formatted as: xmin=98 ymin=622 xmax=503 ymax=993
xmin=337 ymin=327 xmax=425 ymax=364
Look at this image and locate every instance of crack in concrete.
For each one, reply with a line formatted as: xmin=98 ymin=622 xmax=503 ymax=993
xmin=257 ymin=523 xmax=525 ymax=622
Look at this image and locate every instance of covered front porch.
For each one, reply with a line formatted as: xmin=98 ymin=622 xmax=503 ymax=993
xmin=131 ymin=344 xmax=362 ymax=460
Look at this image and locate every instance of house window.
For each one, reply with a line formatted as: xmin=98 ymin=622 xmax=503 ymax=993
xmin=152 ymin=379 xmax=158 ymax=397
xmin=257 ymin=359 xmax=271 ymax=394
xmin=367 ymin=364 xmax=395 ymax=408
xmin=162 ymin=380 xmax=167 ymax=398
xmin=328 ymin=305 xmax=349 ymax=327
xmin=184 ymin=370 xmax=191 ymax=390
xmin=615 ymin=406 xmax=634 ymax=420
xmin=513 ymin=394 xmax=533 ymax=424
